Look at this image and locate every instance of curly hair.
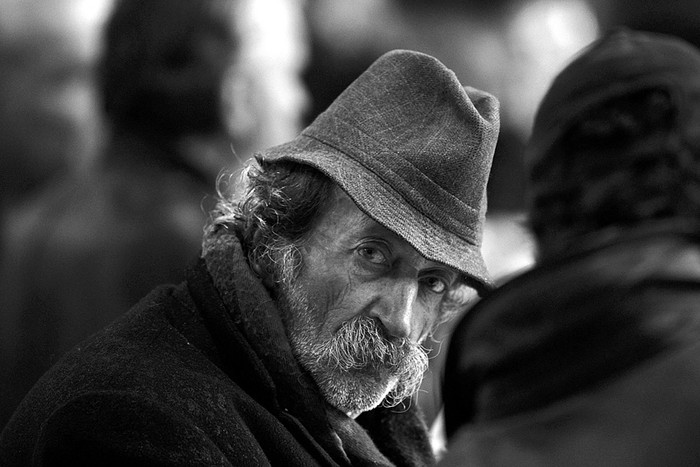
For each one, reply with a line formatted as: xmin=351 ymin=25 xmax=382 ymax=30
xmin=529 ymin=87 xmax=700 ymax=255
xmin=207 ymin=159 xmax=335 ymax=285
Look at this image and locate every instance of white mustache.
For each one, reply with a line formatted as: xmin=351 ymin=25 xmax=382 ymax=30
xmin=319 ymin=316 xmax=428 ymax=375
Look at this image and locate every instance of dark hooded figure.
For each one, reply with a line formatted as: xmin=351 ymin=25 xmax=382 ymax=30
xmin=442 ymin=29 xmax=700 ymax=466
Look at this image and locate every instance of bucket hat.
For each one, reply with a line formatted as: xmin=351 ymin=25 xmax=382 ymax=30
xmin=258 ymin=49 xmax=500 ymax=292
xmin=526 ymin=28 xmax=700 ymax=173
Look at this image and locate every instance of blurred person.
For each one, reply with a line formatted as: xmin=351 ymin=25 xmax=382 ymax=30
xmin=0 ymin=0 xmax=309 ymax=430
xmin=0 ymin=0 xmax=102 ymax=211
xmin=0 ymin=0 xmax=107 ymax=429
xmin=0 ymin=50 xmax=500 ymax=466
xmin=441 ymin=29 xmax=700 ymax=465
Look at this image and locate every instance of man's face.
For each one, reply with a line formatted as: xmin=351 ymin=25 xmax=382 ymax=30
xmin=275 ymin=188 xmax=459 ymax=417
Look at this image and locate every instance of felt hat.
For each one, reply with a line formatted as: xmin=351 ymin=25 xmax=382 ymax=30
xmin=258 ymin=49 xmax=500 ymax=292
xmin=526 ymin=28 xmax=700 ymax=173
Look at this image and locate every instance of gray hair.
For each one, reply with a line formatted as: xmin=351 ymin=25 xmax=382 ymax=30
xmin=205 ymin=158 xmax=335 ymax=286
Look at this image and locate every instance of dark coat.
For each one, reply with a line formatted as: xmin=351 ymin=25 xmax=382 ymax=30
xmin=440 ymin=224 xmax=700 ymax=466
xmin=0 ymin=244 xmax=434 ymax=466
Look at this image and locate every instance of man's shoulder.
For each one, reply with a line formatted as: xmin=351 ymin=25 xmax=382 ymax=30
xmin=0 ymin=282 xmax=262 ymax=464
xmin=56 ymin=282 xmax=219 ymax=387
xmin=9 ymin=283 xmax=214 ymax=401
xmin=0 ymin=277 xmax=335 ymax=466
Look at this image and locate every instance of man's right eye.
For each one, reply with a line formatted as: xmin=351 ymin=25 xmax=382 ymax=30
xmin=357 ymin=246 xmax=388 ymax=265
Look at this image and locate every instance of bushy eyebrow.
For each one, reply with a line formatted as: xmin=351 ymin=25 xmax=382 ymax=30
xmin=422 ymin=265 xmax=459 ymax=283
xmin=355 ymin=216 xmax=459 ymax=278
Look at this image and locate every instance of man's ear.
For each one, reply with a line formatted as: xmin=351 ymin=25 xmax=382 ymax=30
xmin=249 ymin=256 xmax=275 ymax=289
xmin=250 ymin=258 xmax=264 ymax=277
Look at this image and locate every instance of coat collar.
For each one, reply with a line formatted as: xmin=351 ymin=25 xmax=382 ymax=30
xmin=188 ymin=232 xmax=348 ymax=465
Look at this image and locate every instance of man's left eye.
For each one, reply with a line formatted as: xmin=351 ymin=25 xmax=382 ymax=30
xmin=423 ymin=276 xmax=447 ymax=294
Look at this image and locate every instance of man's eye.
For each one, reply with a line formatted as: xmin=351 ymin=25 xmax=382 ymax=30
xmin=423 ymin=276 xmax=447 ymax=294
xmin=357 ymin=246 xmax=387 ymax=265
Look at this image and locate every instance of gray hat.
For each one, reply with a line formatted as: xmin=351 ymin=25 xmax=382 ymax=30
xmin=258 ymin=49 xmax=500 ymax=292
xmin=526 ymin=29 xmax=700 ymax=172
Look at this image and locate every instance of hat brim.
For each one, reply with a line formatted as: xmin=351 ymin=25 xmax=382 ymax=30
xmin=259 ymin=134 xmax=493 ymax=293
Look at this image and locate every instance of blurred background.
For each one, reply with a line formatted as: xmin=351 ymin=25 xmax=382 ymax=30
xmin=1 ymin=0 xmax=699 ymax=441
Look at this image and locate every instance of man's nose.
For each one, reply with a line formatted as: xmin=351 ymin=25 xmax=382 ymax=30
xmin=369 ymin=280 xmax=422 ymax=341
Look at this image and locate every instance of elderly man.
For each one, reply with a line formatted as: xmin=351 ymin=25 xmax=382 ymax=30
xmin=0 ymin=50 xmax=499 ymax=465
xmin=441 ymin=30 xmax=700 ymax=466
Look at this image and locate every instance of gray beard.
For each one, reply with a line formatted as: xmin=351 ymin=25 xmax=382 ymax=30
xmin=274 ymin=262 xmax=430 ymax=417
